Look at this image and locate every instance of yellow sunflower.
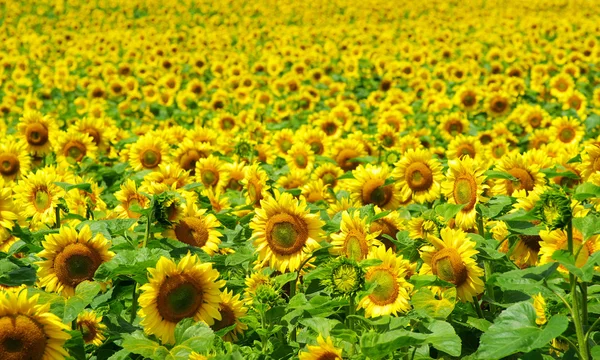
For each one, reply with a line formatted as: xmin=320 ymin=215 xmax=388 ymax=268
xmin=0 ymin=137 xmax=31 ymax=181
xmin=285 ymin=142 xmax=315 ymax=173
xmin=75 ymin=117 xmax=118 ymax=152
xmin=441 ymin=157 xmax=487 ymax=230
xmin=393 ymin=149 xmax=444 ymax=204
xmin=330 ymin=210 xmax=381 ymax=261
xmin=0 ymin=288 xmax=70 ymax=360
xmin=298 ymin=335 xmax=343 ymax=360
xmin=17 ymin=110 xmax=59 ymax=157
xmin=485 ymin=91 xmax=512 ymax=117
xmin=330 ymin=138 xmax=367 ymax=172
xmin=326 ymin=196 xmax=362 ymax=219
xmin=345 ymin=163 xmax=402 ymax=210
xmin=210 ymin=289 xmax=248 ymax=342
xmin=164 ymin=197 xmax=222 ymax=255
xmin=241 ymin=163 xmax=271 ymax=207
xmin=77 ymin=310 xmax=107 ymax=346
xmin=250 ymin=190 xmax=323 ymax=273
xmin=408 ymin=217 xmax=439 ymax=241
xmin=196 ymin=155 xmax=227 ymax=191
xmin=369 ymin=209 xmax=405 ymax=252
xmin=0 ymin=179 xmax=18 ymax=230
xmin=446 ymin=135 xmax=483 ymax=161
xmin=582 ymin=144 xmax=600 ymax=181
xmin=53 ymin=128 xmax=98 ymax=164
xmin=36 ymin=225 xmax=115 ymax=297
xmin=312 ymin=163 xmax=344 ymax=190
xmin=243 ymin=271 xmax=273 ymax=305
xmin=222 ymin=161 xmax=246 ymax=191
xmin=13 ymin=168 xmax=65 ymax=228
xmin=300 ymin=179 xmax=334 ymax=204
xmin=437 ymin=112 xmax=469 ymax=142
xmin=357 ymin=246 xmax=413 ymax=318
xmin=0 ymin=228 xmax=18 ymax=253
xmin=539 ymin=229 xmax=599 ymax=274
xmin=138 ymin=253 xmax=225 ymax=345
xmin=173 ymin=139 xmax=212 ymax=174
xmin=492 ymin=152 xmax=545 ymax=196
xmin=419 ymin=227 xmax=484 ymax=302
xmin=550 ymin=116 xmax=584 ymax=146
xmin=128 ymin=134 xmax=170 ymax=171
xmin=140 ymin=163 xmax=192 ymax=193
xmin=114 ymin=179 xmax=150 ymax=219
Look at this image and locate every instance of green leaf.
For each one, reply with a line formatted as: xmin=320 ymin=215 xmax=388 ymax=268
xmin=94 ymin=248 xmax=170 ymax=284
xmin=0 ymin=258 xmax=36 ymax=286
xmin=299 ymin=317 xmax=341 ymax=337
xmin=77 ymin=219 xmax=136 ymax=239
xmin=573 ymin=215 xmax=600 ymax=240
xmin=574 ymin=182 xmax=600 ymax=201
xmin=411 ymin=288 xmax=456 ymax=320
xmin=485 ymin=170 xmax=517 ymax=181
xmin=424 ymin=320 xmax=462 ymax=357
xmin=591 ymin=345 xmax=600 ymax=359
xmin=174 ymin=318 xmax=215 ymax=352
xmin=476 ymin=302 xmax=568 ymax=359
xmin=435 ymin=203 xmax=465 ymax=221
xmin=122 ymin=331 xmax=170 ymax=359
xmin=477 ymin=196 xmax=513 ymax=219
xmin=492 ymin=262 xmax=559 ymax=295
xmin=55 ymin=182 xmax=93 ymax=193
xmin=551 ymin=250 xmax=600 ymax=282
xmin=63 ymin=282 xmax=101 ymax=323
xmin=64 ymin=330 xmax=86 ymax=360
xmin=349 ymin=156 xmax=378 ymax=163
xmin=567 ymin=154 xmax=582 ymax=164
xmin=409 ymin=274 xmax=454 ymax=288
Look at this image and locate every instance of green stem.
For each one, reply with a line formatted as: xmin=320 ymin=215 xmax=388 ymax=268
xmin=130 ymin=283 xmax=138 ymax=324
xmin=477 ymin=214 xmax=496 ymax=313
xmin=347 ymin=296 xmax=355 ymax=331
xmin=54 ymin=207 xmax=61 ymax=229
xmin=580 ymin=282 xmax=588 ymax=326
xmin=567 ymin=220 xmax=589 ymax=360
xmin=290 ymin=273 xmax=297 ymax=342
xmin=472 ymin=297 xmax=485 ymax=319
xmin=559 ymin=335 xmax=582 ymax=360
xmin=142 ymin=211 xmax=153 ymax=248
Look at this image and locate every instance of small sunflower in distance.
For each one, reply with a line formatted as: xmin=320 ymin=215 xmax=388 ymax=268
xmin=357 ymin=246 xmax=413 ymax=318
xmin=242 ymin=163 xmax=271 ymax=207
xmin=37 ymin=225 xmax=115 ymax=297
xmin=251 ymin=190 xmax=324 ymax=273
xmin=298 ymin=335 xmax=343 ymax=360
xmin=210 ymin=289 xmax=249 ymax=342
xmin=0 ymin=289 xmax=70 ymax=360
xmin=13 ymin=168 xmax=65 ymax=228
xmin=128 ymin=134 xmax=170 ymax=171
xmin=53 ymin=128 xmax=98 ymax=164
xmin=492 ymin=152 xmax=545 ymax=196
xmin=77 ymin=310 xmax=107 ymax=346
xmin=539 ymin=228 xmax=599 ymax=274
xmin=345 ymin=163 xmax=402 ymax=210
xmin=0 ymin=178 xmax=19 ymax=230
xmin=0 ymin=137 xmax=31 ymax=181
xmin=419 ymin=227 xmax=484 ymax=302
xmin=138 ymin=253 xmax=225 ymax=345
xmin=441 ymin=157 xmax=487 ymax=230
xmin=330 ymin=210 xmax=381 ymax=260
xmin=393 ymin=148 xmax=444 ymax=204
xmin=17 ymin=110 xmax=59 ymax=157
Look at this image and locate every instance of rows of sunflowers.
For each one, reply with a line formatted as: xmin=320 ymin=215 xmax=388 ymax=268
xmin=1 ymin=0 xmax=600 ymax=359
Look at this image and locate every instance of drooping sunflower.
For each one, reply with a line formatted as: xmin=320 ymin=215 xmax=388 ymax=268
xmin=0 ymin=137 xmax=31 ymax=181
xmin=393 ymin=149 xmax=444 ymax=204
xmin=539 ymin=228 xmax=599 ymax=274
xmin=196 ymin=155 xmax=227 ymax=191
xmin=357 ymin=246 xmax=413 ymax=318
xmin=241 ymin=163 xmax=271 ymax=207
xmin=17 ymin=110 xmax=59 ymax=157
xmin=345 ymin=164 xmax=402 ymax=210
xmin=128 ymin=134 xmax=170 ymax=171
xmin=138 ymin=253 xmax=225 ymax=345
xmin=441 ymin=157 xmax=487 ymax=230
xmin=0 ymin=288 xmax=70 ymax=360
xmin=210 ymin=289 xmax=248 ymax=342
xmin=250 ymin=190 xmax=323 ymax=273
xmin=492 ymin=152 xmax=545 ymax=196
xmin=53 ymin=128 xmax=98 ymax=164
xmin=298 ymin=335 xmax=343 ymax=360
xmin=419 ymin=227 xmax=485 ymax=302
xmin=330 ymin=211 xmax=381 ymax=261
xmin=76 ymin=310 xmax=107 ymax=346
xmin=13 ymin=168 xmax=65 ymax=228
xmin=37 ymin=225 xmax=115 ymax=297
xmin=164 ymin=197 xmax=222 ymax=255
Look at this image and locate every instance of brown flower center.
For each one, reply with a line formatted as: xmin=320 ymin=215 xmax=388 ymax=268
xmin=455 ymin=143 xmax=476 ymax=158
xmin=78 ymin=320 xmax=97 ymax=344
xmin=370 ymin=219 xmax=398 ymax=252
xmin=25 ymin=123 xmax=49 ymax=147
xmin=453 ymin=176 xmax=477 ymax=211
xmin=141 ymin=149 xmax=161 ymax=169
xmin=361 ymin=179 xmax=393 ymax=208
xmin=0 ymin=154 xmax=19 ymax=176
xmin=265 ymin=213 xmax=308 ymax=256
xmin=367 ymin=268 xmax=398 ymax=305
xmin=211 ymin=303 xmax=236 ymax=332
xmin=157 ymin=274 xmax=204 ymax=323
xmin=174 ymin=217 xmax=209 ymax=248
xmin=405 ymin=161 xmax=433 ymax=192
xmin=0 ymin=315 xmax=47 ymax=360
xmin=64 ymin=140 xmax=87 ymax=162
xmin=431 ymin=247 xmax=468 ymax=286
xmin=179 ymin=150 xmax=202 ymax=173
xmin=519 ymin=235 xmax=542 ymax=252
xmin=506 ymin=168 xmax=535 ymax=195
xmin=558 ymin=127 xmax=575 ymax=143
xmin=85 ymin=128 xmax=101 ymax=146
xmin=54 ymin=243 xmax=102 ymax=288
xmin=336 ymin=149 xmax=360 ymax=172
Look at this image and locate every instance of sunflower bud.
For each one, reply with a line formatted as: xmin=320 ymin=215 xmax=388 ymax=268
xmin=533 ymin=190 xmax=571 ymax=230
xmin=322 ymin=257 xmax=364 ymax=297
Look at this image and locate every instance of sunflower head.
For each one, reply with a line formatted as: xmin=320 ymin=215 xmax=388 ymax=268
xmin=532 ymin=189 xmax=572 ymax=230
xmin=322 ymin=257 xmax=365 ymax=297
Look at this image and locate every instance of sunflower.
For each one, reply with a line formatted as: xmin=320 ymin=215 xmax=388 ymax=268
xmin=128 ymin=134 xmax=170 ymax=171
xmin=297 ymin=127 xmax=330 ymax=155
xmin=369 ymin=209 xmax=405 ymax=251
xmin=312 ymin=163 xmax=343 ymax=190
xmin=330 ymin=210 xmax=381 ymax=261
xmin=53 ymin=128 xmax=98 ymax=164
xmin=210 ymin=289 xmax=248 ymax=342
xmin=357 ymin=246 xmax=413 ymax=318
xmin=75 ymin=117 xmax=117 ymax=152
xmin=195 ymin=155 xmax=226 ymax=191
xmin=454 ymin=85 xmax=481 ymax=112
xmin=485 ymin=91 xmax=511 ymax=117
xmin=0 ymin=288 xmax=70 ymax=360
xmin=241 ymin=163 xmax=271 ymax=207
xmin=114 ymin=179 xmax=150 ymax=219
xmin=419 ymin=227 xmax=484 ymax=302
xmin=17 ymin=110 xmax=59 ymax=157
xmin=441 ymin=157 xmax=487 ymax=230
xmin=173 ymin=139 xmax=212 ymax=174
xmin=164 ymin=197 xmax=222 ymax=255
xmin=243 ymin=271 xmax=273 ymax=305
xmin=285 ymin=143 xmax=315 ymax=173
xmin=326 ymin=196 xmax=361 ymax=219
xmin=0 ymin=137 xmax=31 ymax=181
xmin=250 ymin=190 xmax=323 ymax=273
xmin=492 ymin=152 xmax=545 ymax=196
xmin=446 ymin=135 xmax=483 ymax=161
xmin=582 ymin=144 xmax=600 ymax=181
xmin=550 ymin=116 xmax=584 ymax=146
xmin=77 ymin=310 xmax=107 ymax=346
xmin=0 ymin=228 xmax=18 ymax=253
xmin=393 ymin=149 xmax=444 ymax=204
xmin=408 ymin=217 xmax=439 ymax=240
xmin=0 ymin=179 xmax=18 ymax=230
xmin=549 ymin=72 xmax=574 ymax=99
xmin=539 ymin=229 xmax=599 ymax=274
xmin=37 ymin=225 xmax=115 ymax=297
xmin=300 ymin=179 xmax=334 ymax=204
xmin=13 ymin=168 xmax=65 ymax=228
xmin=345 ymin=164 xmax=402 ymax=210
xmin=138 ymin=253 xmax=225 ymax=345
xmin=330 ymin=138 xmax=367 ymax=172
xmin=298 ymin=335 xmax=343 ymax=360
xmin=437 ymin=113 xmax=469 ymax=142
xmin=140 ymin=163 xmax=192 ymax=193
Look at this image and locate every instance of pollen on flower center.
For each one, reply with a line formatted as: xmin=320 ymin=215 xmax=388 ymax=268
xmin=266 ymin=213 xmax=308 ymax=255
xmin=25 ymin=123 xmax=49 ymax=146
xmin=0 ymin=315 xmax=47 ymax=360
xmin=64 ymin=141 xmax=87 ymax=162
xmin=405 ymin=162 xmax=433 ymax=191
xmin=174 ymin=217 xmax=209 ymax=247
xmin=54 ymin=243 xmax=102 ymax=287
xmin=157 ymin=274 xmax=204 ymax=322
xmin=431 ymin=247 xmax=468 ymax=286
xmin=0 ymin=155 xmax=19 ymax=176
xmin=368 ymin=268 xmax=398 ymax=305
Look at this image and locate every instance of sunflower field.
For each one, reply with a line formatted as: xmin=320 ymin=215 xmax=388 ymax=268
xmin=4 ymin=0 xmax=600 ymax=359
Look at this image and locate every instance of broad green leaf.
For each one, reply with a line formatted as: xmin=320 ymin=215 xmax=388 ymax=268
xmin=411 ymin=288 xmax=456 ymax=320
xmin=477 ymin=196 xmax=512 ymax=219
xmin=409 ymin=274 xmax=454 ymax=288
xmin=64 ymin=330 xmax=86 ymax=360
xmin=122 ymin=331 xmax=170 ymax=359
xmin=573 ymin=215 xmax=600 ymax=241
xmin=492 ymin=262 xmax=559 ymax=295
xmin=0 ymin=258 xmax=36 ymax=286
xmin=77 ymin=219 xmax=136 ymax=239
xmin=551 ymin=250 xmax=600 ymax=282
xmin=63 ymin=282 xmax=101 ymax=323
xmin=476 ymin=302 xmax=568 ymax=359
xmin=574 ymin=182 xmax=600 ymax=201
xmin=299 ymin=317 xmax=341 ymax=337
xmin=94 ymin=248 xmax=171 ymax=284
xmin=424 ymin=320 xmax=462 ymax=357
xmin=174 ymin=318 xmax=215 ymax=352
xmin=55 ymin=182 xmax=93 ymax=193
xmin=485 ymin=170 xmax=517 ymax=181
xmin=435 ymin=203 xmax=465 ymax=221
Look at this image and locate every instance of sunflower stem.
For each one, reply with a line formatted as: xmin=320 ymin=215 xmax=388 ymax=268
xmin=130 ymin=283 xmax=138 ymax=324
xmin=477 ymin=213 xmax=496 ymax=313
xmin=142 ymin=208 xmax=153 ymax=248
xmin=347 ymin=296 xmax=355 ymax=332
xmin=290 ymin=274 xmax=297 ymax=342
xmin=472 ymin=297 xmax=485 ymax=319
xmin=567 ymin=219 xmax=589 ymax=359
xmin=54 ymin=207 xmax=60 ymax=229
